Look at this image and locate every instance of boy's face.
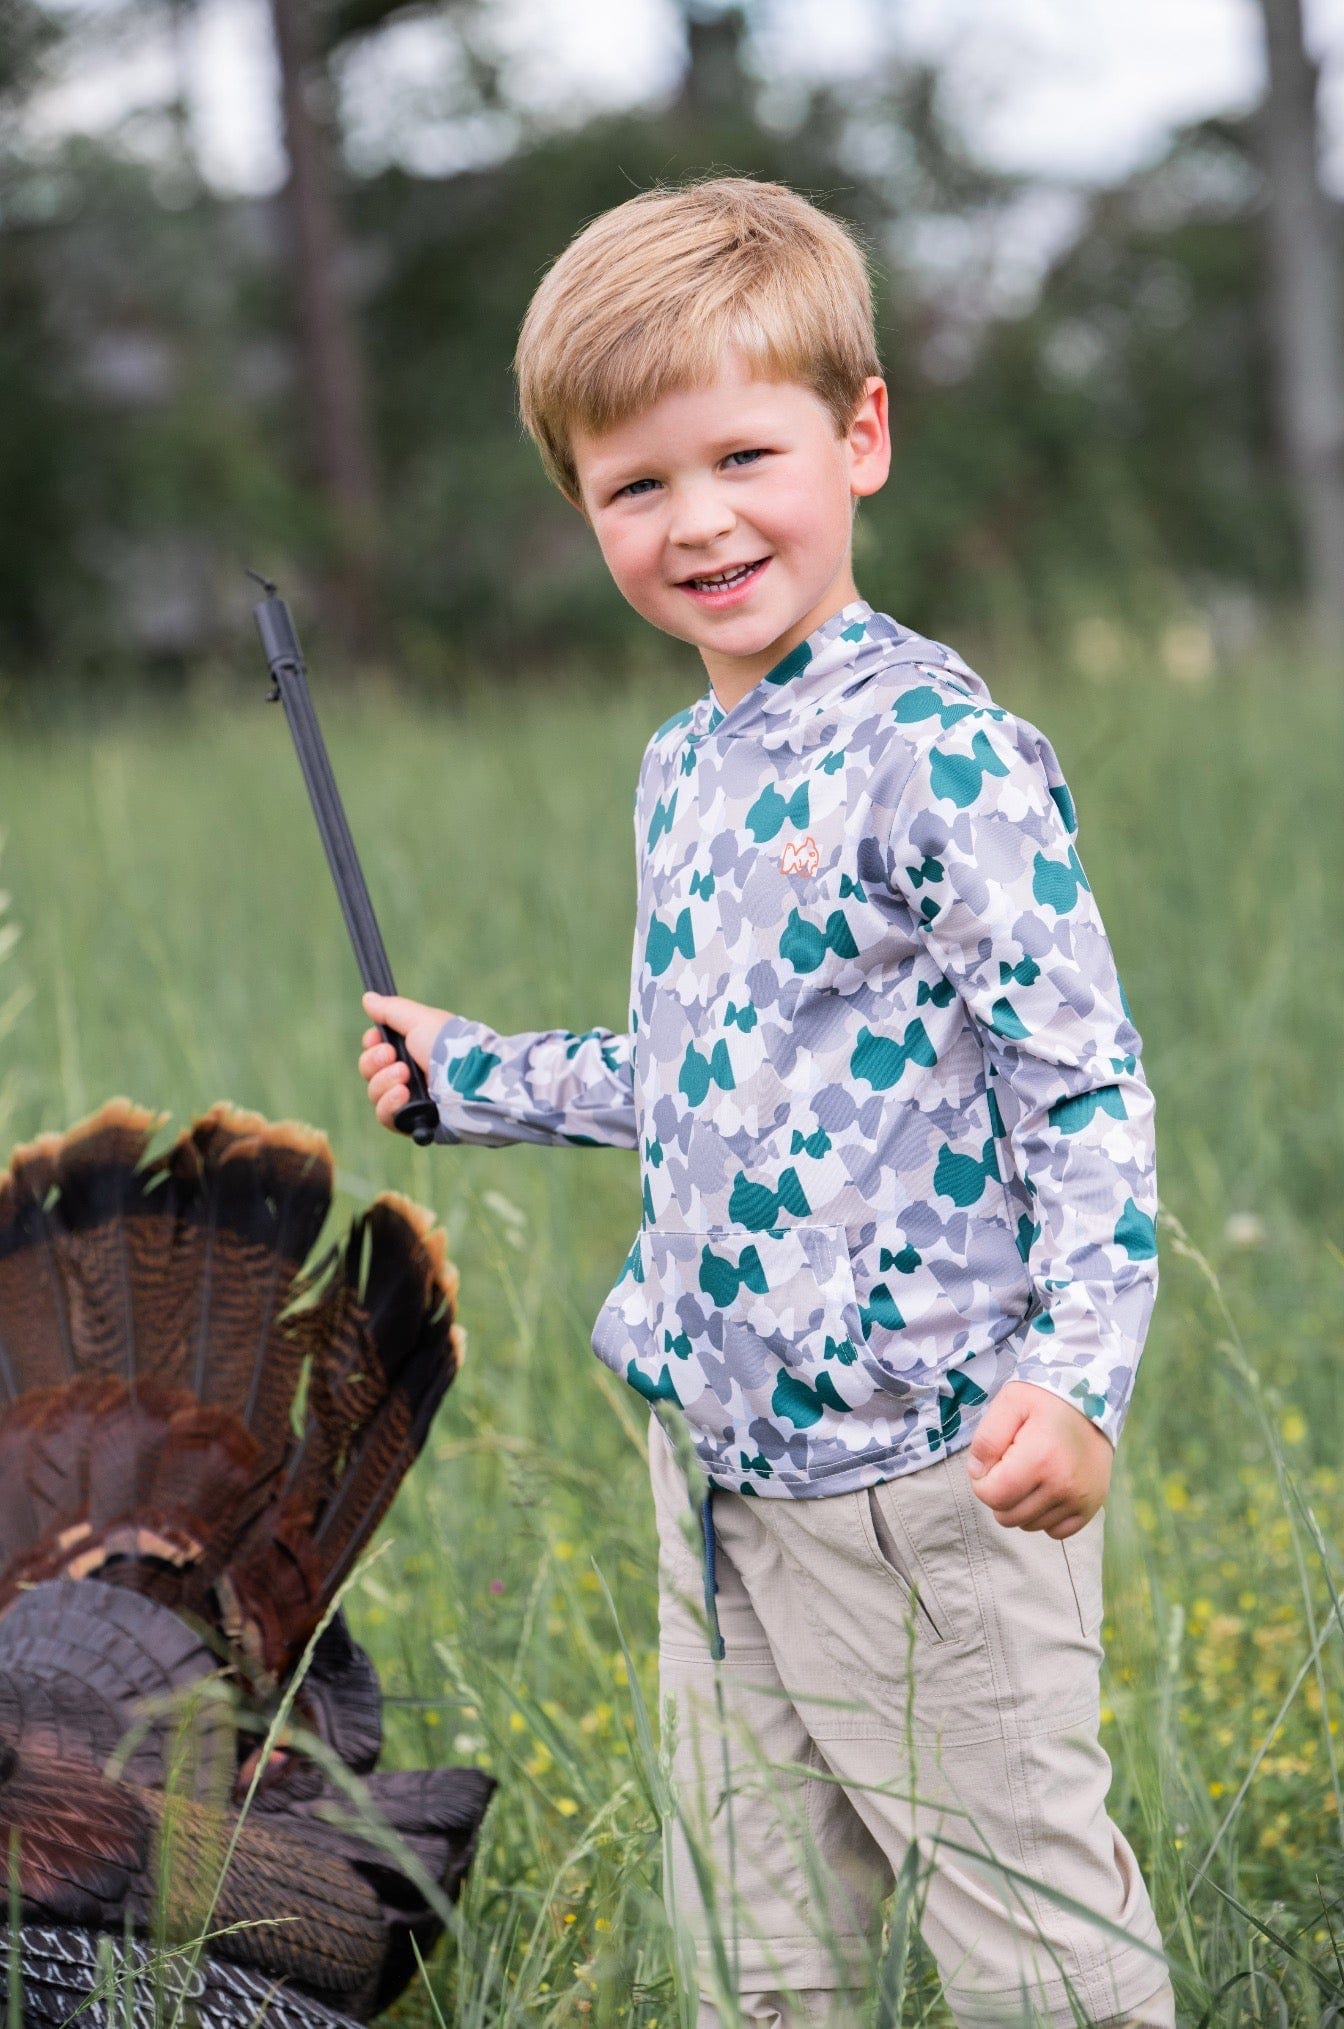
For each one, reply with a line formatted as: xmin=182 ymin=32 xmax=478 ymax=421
xmin=570 ymin=350 xmax=890 ymax=706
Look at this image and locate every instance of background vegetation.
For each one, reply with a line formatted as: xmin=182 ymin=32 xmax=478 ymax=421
xmin=0 ymin=637 xmax=1340 ymax=2022
xmin=2 ymin=0 xmax=1343 ymax=2018
xmin=0 ymin=0 xmax=1332 ymax=676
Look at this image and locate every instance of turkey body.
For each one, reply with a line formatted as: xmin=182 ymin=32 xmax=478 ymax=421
xmin=0 ymin=1100 xmax=494 ymax=2026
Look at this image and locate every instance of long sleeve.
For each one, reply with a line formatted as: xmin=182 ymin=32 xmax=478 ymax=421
xmin=426 ymin=1015 xmax=637 ymax=1149
xmin=887 ymin=710 xmax=1158 ymax=1446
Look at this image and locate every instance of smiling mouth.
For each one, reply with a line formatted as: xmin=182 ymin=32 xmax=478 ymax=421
xmin=679 ymin=558 xmax=770 ymax=592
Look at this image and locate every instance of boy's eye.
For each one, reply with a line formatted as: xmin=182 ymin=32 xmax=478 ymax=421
xmin=611 ymin=450 xmax=766 ymax=500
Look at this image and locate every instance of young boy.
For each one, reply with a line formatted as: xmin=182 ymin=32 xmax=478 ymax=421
xmin=359 ymin=179 xmax=1173 ymax=2029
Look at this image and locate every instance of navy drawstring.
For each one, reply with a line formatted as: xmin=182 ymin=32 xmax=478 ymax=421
xmin=700 ymin=1490 xmax=726 ymax=1660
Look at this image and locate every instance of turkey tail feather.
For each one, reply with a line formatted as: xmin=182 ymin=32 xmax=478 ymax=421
xmin=0 ymin=1100 xmax=333 ymax=1437
xmin=230 ymin=1193 xmax=460 ymax=1664
xmin=0 ymin=1107 xmax=125 ymax=1396
xmin=310 ymin=1196 xmax=459 ymax=1577
xmin=0 ymin=1107 xmax=458 ymax=1678
xmin=0 ymin=1101 xmax=477 ymax=2023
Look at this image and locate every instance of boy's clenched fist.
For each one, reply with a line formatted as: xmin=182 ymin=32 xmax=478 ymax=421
xmin=966 ymin=1379 xmax=1113 ymax=1538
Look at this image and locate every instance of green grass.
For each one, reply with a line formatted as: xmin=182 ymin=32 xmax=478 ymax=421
xmin=0 ymin=638 xmax=1341 ymax=2025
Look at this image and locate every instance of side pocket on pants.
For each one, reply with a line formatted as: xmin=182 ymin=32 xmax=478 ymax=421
xmin=860 ymin=1485 xmax=949 ymax=1643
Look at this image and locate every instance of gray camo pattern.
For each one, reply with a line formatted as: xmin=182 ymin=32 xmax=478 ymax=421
xmin=428 ymin=601 xmax=1158 ymax=1497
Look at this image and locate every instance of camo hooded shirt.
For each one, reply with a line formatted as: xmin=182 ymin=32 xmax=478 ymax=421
xmin=427 ymin=602 xmax=1158 ymax=1498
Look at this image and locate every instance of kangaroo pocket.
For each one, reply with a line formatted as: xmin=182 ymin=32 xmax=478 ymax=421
xmin=592 ymin=1223 xmax=884 ymax=1425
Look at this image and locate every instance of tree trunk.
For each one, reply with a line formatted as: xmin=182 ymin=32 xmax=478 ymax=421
xmin=1255 ymin=0 xmax=1344 ymax=653
xmin=268 ymin=0 xmax=381 ymax=659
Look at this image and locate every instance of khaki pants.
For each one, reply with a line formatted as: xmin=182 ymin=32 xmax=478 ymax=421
xmin=652 ymin=1422 xmax=1174 ymax=2029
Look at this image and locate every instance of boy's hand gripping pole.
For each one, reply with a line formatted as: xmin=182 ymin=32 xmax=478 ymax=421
xmin=250 ymin=575 xmax=439 ymax=1146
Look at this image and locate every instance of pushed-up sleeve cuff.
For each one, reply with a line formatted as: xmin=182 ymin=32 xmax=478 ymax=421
xmin=1007 ymin=1224 xmax=1158 ymax=1448
xmin=428 ymin=1014 xmax=637 ymax=1149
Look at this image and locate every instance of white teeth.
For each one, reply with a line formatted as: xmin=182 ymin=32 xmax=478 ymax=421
xmin=690 ymin=562 xmax=758 ymax=590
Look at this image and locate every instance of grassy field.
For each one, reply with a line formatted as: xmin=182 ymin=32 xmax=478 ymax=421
xmin=0 ymin=635 xmax=1341 ymax=2025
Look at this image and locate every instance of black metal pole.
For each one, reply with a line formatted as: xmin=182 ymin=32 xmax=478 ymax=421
xmin=251 ymin=576 xmax=439 ymax=1146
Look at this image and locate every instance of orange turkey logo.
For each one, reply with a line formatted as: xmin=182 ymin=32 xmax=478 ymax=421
xmin=779 ymin=834 xmax=820 ymax=877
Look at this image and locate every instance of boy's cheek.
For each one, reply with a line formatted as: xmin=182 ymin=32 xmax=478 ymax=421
xmin=599 ymin=537 xmax=689 ymax=629
xmin=590 ymin=522 xmax=652 ymax=597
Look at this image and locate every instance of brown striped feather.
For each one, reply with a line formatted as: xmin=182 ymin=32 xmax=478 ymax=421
xmin=0 ymin=1107 xmax=458 ymax=1680
xmin=170 ymin=1105 xmax=332 ymax=1449
xmin=227 ymin=1192 xmax=458 ymax=1670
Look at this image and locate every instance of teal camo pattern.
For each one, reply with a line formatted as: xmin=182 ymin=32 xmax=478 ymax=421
xmin=427 ymin=602 xmax=1158 ymax=1498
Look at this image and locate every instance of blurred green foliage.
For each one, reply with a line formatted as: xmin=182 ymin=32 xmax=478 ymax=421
xmin=0 ymin=4 xmax=1301 ymax=673
xmin=0 ymin=647 xmax=1341 ymax=2020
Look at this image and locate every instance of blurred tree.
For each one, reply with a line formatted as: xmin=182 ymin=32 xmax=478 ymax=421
xmin=1253 ymin=0 xmax=1344 ymax=650
xmin=0 ymin=1 xmax=92 ymax=659
xmin=0 ymin=0 xmax=58 ymax=103
xmin=0 ymin=0 xmax=1328 ymax=676
xmin=676 ymin=2 xmax=748 ymax=125
xmin=355 ymin=10 xmax=1027 ymax=665
xmin=161 ymin=0 xmax=199 ymax=180
xmin=863 ymin=115 xmax=1294 ymax=645
xmin=0 ymin=246 xmax=85 ymax=660
xmin=269 ymin=0 xmax=381 ymax=656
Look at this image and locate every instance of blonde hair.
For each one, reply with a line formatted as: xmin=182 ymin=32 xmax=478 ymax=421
xmin=515 ymin=176 xmax=881 ymax=501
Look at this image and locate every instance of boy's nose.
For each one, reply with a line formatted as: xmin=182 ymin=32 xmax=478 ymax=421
xmin=667 ymin=482 xmax=736 ymax=553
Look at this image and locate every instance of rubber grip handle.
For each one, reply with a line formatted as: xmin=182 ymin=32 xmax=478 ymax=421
xmin=380 ymin=1025 xmax=439 ymax=1146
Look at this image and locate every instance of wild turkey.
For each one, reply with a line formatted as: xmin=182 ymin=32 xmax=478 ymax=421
xmin=0 ymin=1099 xmax=494 ymax=2027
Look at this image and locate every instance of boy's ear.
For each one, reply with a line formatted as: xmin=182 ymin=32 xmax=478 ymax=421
xmin=848 ymin=377 xmax=891 ymax=501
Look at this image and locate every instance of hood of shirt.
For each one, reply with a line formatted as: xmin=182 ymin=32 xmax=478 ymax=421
xmin=682 ymin=600 xmax=995 ymax=752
